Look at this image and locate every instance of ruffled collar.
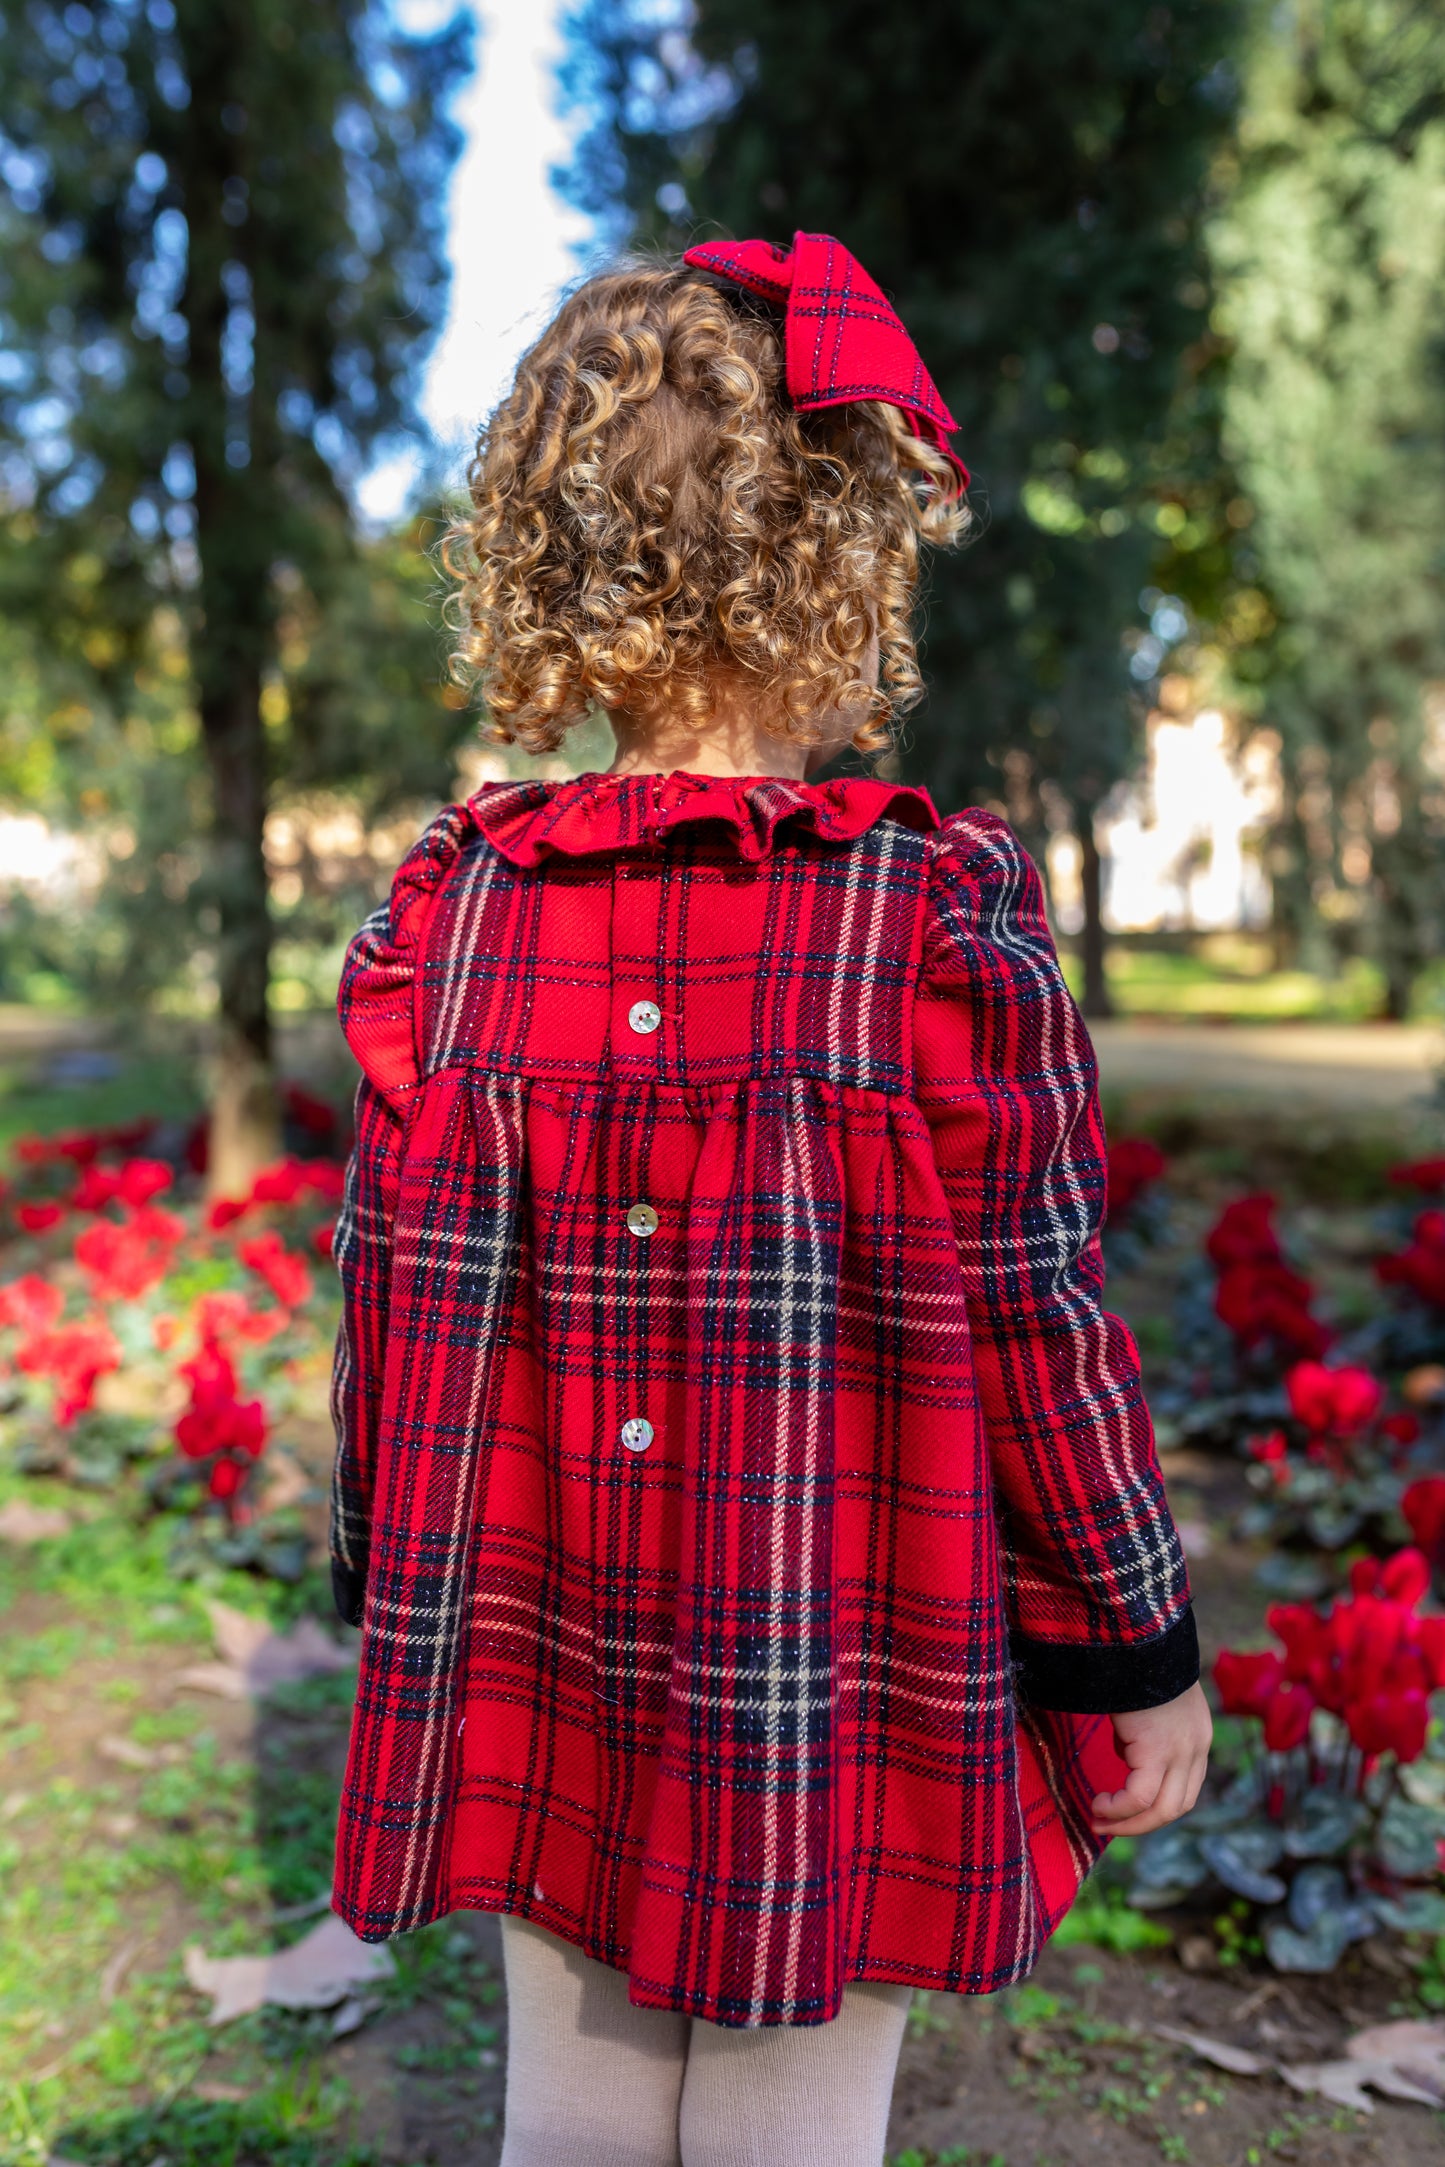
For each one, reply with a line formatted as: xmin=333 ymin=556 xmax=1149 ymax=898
xmin=468 ymin=769 xmax=940 ymax=867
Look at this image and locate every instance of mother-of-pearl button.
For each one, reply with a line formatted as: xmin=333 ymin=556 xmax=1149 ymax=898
xmin=620 ymin=1416 xmax=654 ymax=1452
xmin=626 ymin=1201 xmax=659 ymax=1237
xmin=627 ymin=998 xmax=661 ymax=1034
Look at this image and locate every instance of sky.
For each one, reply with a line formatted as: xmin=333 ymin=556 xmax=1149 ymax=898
xmin=360 ymin=0 xmax=592 ymax=523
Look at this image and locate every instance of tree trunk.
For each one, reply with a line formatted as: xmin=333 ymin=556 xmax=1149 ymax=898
xmin=200 ymin=670 xmax=279 ymax=1197
xmin=182 ymin=3 xmax=281 ymax=1195
xmin=1078 ymin=815 xmax=1114 ymax=1020
xmin=1374 ymin=828 xmax=1428 ymax=1024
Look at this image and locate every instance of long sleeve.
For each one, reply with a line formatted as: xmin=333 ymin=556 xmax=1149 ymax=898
xmin=326 ymin=802 xmax=474 ymax=1628
xmin=913 ymin=808 xmax=1197 ymax=1713
xmin=328 ymin=1071 xmax=406 ymax=1627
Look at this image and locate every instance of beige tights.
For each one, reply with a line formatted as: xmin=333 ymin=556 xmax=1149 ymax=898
xmin=497 ymin=1913 xmax=913 ymax=2167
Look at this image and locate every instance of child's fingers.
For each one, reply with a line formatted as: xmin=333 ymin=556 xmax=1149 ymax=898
xmin=1089 ymin=1754 xmax=1166 ymax=1824
xmin=1089 ymin=1760 xmax=1194 ymax=1838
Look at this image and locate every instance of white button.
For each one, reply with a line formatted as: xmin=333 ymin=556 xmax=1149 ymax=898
xmin=620 ymin=1416 xmax=654 ymax=1453
xmin=626 ymin=1201 xmax=659 ymax=1237
xmin=628 ymin=999 xmax=661 ymax=1035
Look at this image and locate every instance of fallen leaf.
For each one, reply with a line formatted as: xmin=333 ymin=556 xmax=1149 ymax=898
xmin=96 ymin=1734 xmax=156 ymax=1770
xmin=208 ymin=1598 xmax=278 ymax=1666
xmin=1155 ymin=2025 xmax=1270 ymax=2076
xmin=1369 ymin=2064 xmax=1445 ymax=2107
xmin=183 ymin=1911 xmax=394 ymax=2025
xmin=1279 ymin=2060 xmax=1378 ymax=2113
xmin=171 ymin=1660 xmax=251 ymax=1701
xmin=1345 ymin=2019 xmax=1445 ymax=2077
xmin=174 ymin=1600 xmax=355 ymax=1700
xmin=331 ymin=1994 xmax=379 ymax=2037
xmin=0 ymin=1499 xmax=72 ymax=1543
xmin=1280 ymin=2054 xmax=1443 ymax=2112
xmin=192 ymin=2082 xmax=249 ymax=2103
xmin=99 ymin=1934 xmax=145 ymax=2004
xmin=271 ymin=1888 xmax=336 ymax=1925
xmin=1161 ymin=2028 xmax=1445 ymax=2114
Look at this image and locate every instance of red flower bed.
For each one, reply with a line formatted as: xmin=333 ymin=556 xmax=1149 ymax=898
xmin=0 ymin=1110 xmax=346 ymax=1551
xmin=174 ymin=1338 xmax=269 ymax=1516
xmin=1205 ymin=1193 xmax=1331 ymax=1360
xmin=1251 ymin=1549 xmax=1445 ymax=1768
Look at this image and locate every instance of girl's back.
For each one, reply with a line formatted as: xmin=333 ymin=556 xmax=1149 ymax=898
xmin=329 ymin=766 xmax=1193 ymax=2027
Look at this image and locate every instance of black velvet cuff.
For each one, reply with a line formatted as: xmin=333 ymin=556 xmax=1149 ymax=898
xmin=331 ymin=1556 xmax=367 ymax=1629
xmin=1011 ymin=1605 xmax=1200 ymax=1714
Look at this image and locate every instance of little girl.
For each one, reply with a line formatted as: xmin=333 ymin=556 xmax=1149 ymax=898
xmin=327 ymin=233 xmax=1211 ymax=2167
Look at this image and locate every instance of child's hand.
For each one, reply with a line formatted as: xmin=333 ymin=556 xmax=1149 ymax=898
xmin=1089 ymin=1682 xmax=1212 ymax=1838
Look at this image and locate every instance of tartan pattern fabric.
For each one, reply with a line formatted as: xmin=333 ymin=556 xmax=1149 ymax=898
xmin=327 ymin=771 xmax=1195 ymax=2026
xmin=682 ymin=231 xmax=970 ymax=487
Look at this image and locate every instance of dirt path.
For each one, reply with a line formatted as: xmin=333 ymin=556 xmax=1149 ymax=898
xmin=1091 ymin=1019 xmax=1440 ymax=1111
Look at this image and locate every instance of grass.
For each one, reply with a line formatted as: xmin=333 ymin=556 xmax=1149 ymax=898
xmin=1053 ymin=1841 xmax=1174 ymax=1956
xmin=0 ymin=1039 xmax=208 ymax=1158
xmin=0 ymin=1453 xmax=516 ymax=2167
xmin=1058 ymin=934 xmax=1443 ymax=1023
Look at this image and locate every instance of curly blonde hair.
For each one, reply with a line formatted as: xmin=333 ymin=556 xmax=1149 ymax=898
xmin=442 ymin=255 xmax=970 ymax=758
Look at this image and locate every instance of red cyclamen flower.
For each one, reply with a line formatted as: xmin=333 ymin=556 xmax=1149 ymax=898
xmin=1285 ymin=1361 xmax=1384 ymax=1439
xmin=1205 ymin=1192 xmax=1281 ymax=1270
xmin=238 ymin=1230 xmax=313 ymax=1310
xmin=0 ymin=1273 xmax=65 ymax=1334
xmin=17 ymin=1201 xmax=65 ymax=1234
xmin=74 ymin=1204 xmax=186 ymax=1301
xmin=16 ymin=1320 xmax=123 ymax=1424
xmin=1401 ymin=1476 xmax=1445 ymax=1568
xmin=1105 ymin=1136 xmax=1168 ymax=1222
xmin=1377 ymin=1211 xmax=1445 ymax=1311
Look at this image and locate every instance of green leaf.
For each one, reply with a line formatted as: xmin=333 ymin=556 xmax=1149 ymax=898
xmin=1370 ymin=1889 xmax=1445 ymax=1934
xmin=1200 ymin=1826 xmax=1287 ymax=1904
xmin=1375 ymin=1797 xmax=1445 ymax=1880
xmin=1286 ymin=1862 xmax=1375 ymax=1943
xmin=1131 ymin=1826 xmax=1210 ymax=1893
xmin=1188 ymin=1767 xmax=1265 ymax=1832
xmin=1282 ymin=1789 xmax=1371 ymax=1859
xmin=1264 ymin=1910 xmax=1351 ymax=1973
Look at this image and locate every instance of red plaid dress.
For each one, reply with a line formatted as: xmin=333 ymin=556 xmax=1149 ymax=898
xmin=328 ymin=769 xmax=1196 ymax=2028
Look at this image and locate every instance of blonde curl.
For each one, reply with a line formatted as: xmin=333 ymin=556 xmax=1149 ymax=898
xmin=442 ymin=255 xmax=971 ymax=757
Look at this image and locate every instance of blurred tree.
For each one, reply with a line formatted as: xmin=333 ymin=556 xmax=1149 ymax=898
xmin=0 ymin=0 xmax=471 ymax=1186
xmin=1210 ymin=0 xmax=1445 ymax=1018
xmin=559 ymin=0 xmax=1243 ymax=1012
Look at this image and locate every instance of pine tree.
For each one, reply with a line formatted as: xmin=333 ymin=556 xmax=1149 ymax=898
xmin=0 ymin=0 xmax=470 ymax=1185
xmin=1210 ymin=0 xmax=1445 ymax=1017
xmin=560 ymin=0 xmax=1241 ymax=1011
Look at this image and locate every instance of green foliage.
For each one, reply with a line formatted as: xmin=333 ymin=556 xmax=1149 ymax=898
xmin=0 ymin=0 xmax=474 ymax=1057
xmin=1055 ymin=1841 xmax=1174 ymax=1953
xmin=1210 ymin=0 xmax=1445 ymax=1014
xmin=560 ymin=0 xmax=1243 ymax=843
xmin=40 ymin=2091 xmax=384 ymax=2167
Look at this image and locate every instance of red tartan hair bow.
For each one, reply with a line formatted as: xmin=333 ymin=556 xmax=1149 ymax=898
xmin=682 ymin=230 xmax=969 ymax=489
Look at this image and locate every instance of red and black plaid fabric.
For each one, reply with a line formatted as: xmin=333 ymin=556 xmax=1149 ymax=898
xmin=682 ymin=231 xmax=970 ymax=487
xmin=328 ymin=769 xmax=1195 ymax=2027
